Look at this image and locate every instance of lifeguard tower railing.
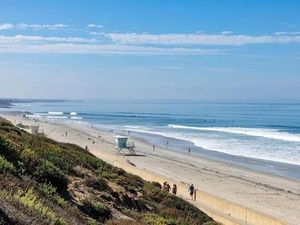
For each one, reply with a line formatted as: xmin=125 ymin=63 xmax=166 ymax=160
xmin=115 ymin=136 xmax=136 ymax=155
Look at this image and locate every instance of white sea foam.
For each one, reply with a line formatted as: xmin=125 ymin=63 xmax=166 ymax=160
xmin=125 ymin=125 xmax=300 ymax=165
xmin=25 ymin=114 xmax=41 ymax=118
xmin=70 ymin=116 xmax=82 ymax=120
xmin=70 ymin=112 xmax=77 ymax=116
xmin=168 ymin=124 xmax=300 ymax=142
xmin=125 ymin=125 xmax=142 ymax=129
xmin=46 ymin=115 xmax=68 ymax=119
xmin=48 ymin=111 xmax=64 ymax=115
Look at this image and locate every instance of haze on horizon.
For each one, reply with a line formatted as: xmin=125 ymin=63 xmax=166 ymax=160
xmin=1 ymin=0 xmax=300 ymax=102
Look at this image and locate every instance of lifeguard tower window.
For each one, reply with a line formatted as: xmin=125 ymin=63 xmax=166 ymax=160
xmin=115 ymin=136 xmax=136 ymax=155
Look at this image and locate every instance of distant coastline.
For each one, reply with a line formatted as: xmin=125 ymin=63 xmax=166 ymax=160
xmin=0 ymin=98 xmax=73 ymax=109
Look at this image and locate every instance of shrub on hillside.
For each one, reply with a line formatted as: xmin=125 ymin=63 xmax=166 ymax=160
xmin=33 ymin=160 xmax=69 ymax=191
xmin=37 ymin=182 xmax=69 ymax=208
xmin=14 ymin=187 xmax=66 ymax=225
xmin=0 ymin=137 xmax=21 ymax=166
xmin=107 ymin=219 xmax=145 ymax=225
xmin=81 ymin=198 xmax=111 ymax=222
xmin=85 ymin=177 xmax=111 ymax=192
xmin=0 ymin=155 xmax=16 ymax=174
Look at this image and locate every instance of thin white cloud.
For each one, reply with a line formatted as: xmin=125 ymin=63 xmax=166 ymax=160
xmin=274 ymin=31 xmax=300 ymax=35
xmin=16 ymin=23 xmax=68 ymax=30
xmin=0 ymin=43 xmax=223 ymax=55
xmin=104 ymin=32 xmax=300 ymax=46
xmin=0 ymin=23 xmax=14 ymax=30
xmin=0 ymin=35 xmax=223 ymax=55
xmin=221 ymin=31 xmax=233 ymax=35
xmin=88 ymin=24 xmax=103 ymax=29
xmin=0 ymin=23 xmax=68 ymax=31
xmin=90 ymin=32 xmax=106 ymax=36
xmin=0 ymin=35 xmax=96 ymax=43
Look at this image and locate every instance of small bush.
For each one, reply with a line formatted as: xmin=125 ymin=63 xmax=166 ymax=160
xmin=15 ymin=187 xmax=66 ymax=225
xmin=33 ymin=160 xmax=69 ymax=191
xmin=85 ymin=177 xmax=111 ymax=192
xmin=143 ymin=213 xmax=178 ymax=225
xmin=0 ymin=155 xmax=16 ymax=174
xmin=0 ymin=137 xmax=21 ymax=166
xmin=81 ymin=198 xmax=111 ymax=222
xmin=37 ymin=182 xmax=69 ymax=208
xmin=151 ymin=181 xmax=162 ymax=189
xmin=107 ymin=219 xmax=145 ymax=225
xmin=203 ymin=222 xmax=220 ymax=225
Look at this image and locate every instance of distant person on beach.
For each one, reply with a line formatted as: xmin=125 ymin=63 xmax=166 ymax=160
xmin=188 ymin=147 xmax=191 ymax=154
xmin=162 ymin=182 xmax=168 ymax=191
xmin=65 ymin=131 xmax=67 ymax=136
xmin=85 ymin=145 xmax=88 ymax=151
xmin=162 ymin=182 xmax=170 ymax=192
xmin=172 ymin=184 xmax=177 ymax=195
xmin=153 ymin=144 xmax=155 ymax=151
xmin=166 ymin=141 xmax=169 ymax=148
xmin=189 ymin=184 xmax=195 ymax=200
xmin=166 ymin=183 xmax=171 ymax=192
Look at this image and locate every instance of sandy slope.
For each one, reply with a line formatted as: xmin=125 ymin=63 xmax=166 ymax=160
xmin=2 ymin=113 xmax=300 ymax=225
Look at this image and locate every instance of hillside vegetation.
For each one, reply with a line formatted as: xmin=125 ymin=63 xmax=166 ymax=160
xmin=0 ymin=118 xmax=218 ymax=225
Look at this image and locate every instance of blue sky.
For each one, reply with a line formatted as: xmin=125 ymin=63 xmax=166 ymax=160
xmin=0 ymin=0 xmax=300 ymax=102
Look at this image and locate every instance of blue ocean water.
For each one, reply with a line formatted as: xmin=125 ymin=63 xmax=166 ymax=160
xmin=11 ymin=100 xmax=300 ymax=179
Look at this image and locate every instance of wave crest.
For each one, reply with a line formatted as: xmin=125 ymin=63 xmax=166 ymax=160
xmin=168 ymin=124 xmax=300 ymax=142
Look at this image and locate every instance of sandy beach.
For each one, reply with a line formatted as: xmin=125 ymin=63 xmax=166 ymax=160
xmin=1 ymin=113 xmax=299 ymax=225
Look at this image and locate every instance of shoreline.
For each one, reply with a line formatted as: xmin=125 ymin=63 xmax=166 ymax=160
xmin=1 ymin=112 xmax=299 ymax=225
xmin=120 ymin=129 xmax=300 ymax=181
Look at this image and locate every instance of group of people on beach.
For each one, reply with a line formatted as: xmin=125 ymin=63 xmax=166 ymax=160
xmin=162 ymin=182 xmax=196 ymax=201
xmin=162 ymin=182 xmax=177 ymax=195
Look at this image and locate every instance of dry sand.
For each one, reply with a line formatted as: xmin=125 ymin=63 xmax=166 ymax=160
xmin=2 ymin=113 xmax=300 ymax=225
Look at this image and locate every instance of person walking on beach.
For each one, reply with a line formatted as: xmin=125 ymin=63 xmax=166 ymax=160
xmin=152 ymin=144 xmax=155 ymax=151
xmin=166 ymin=183 xmax=171 ymax=192
xmin=162 ymin=182 xmax=168 ymax=191
xmin=172 ymin=184 xmax=177 ymax=195
xmin=162 ymin=182 xmax=170 ymax=192
xmin=188 ymin=147 xmax=191 ymax=155
xmin=189 ymin=184 xmax=195 ymax=200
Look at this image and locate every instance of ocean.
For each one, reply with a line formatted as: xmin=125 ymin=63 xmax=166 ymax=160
xmin=9 ymin=100 xmax=300 ymax=180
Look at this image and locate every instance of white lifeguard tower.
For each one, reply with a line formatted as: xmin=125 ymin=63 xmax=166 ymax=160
xmin=30 ymin=125 xmax=44 ymax=136
xmin=115 ymin=136 xmax=136 ymax=155
xmin=30 ymin=126 xmax=39 ymax=135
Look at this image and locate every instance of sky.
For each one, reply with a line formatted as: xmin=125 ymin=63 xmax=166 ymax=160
xmin=0 ymin=0 xmax=300 ymax=102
